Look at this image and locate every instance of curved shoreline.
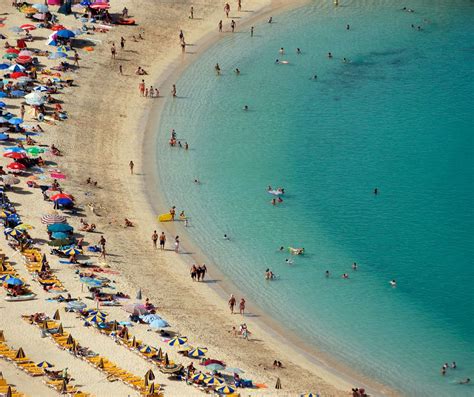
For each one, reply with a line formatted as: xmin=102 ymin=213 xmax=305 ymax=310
xmin=140 ymin=1 xmax=396 ymax=396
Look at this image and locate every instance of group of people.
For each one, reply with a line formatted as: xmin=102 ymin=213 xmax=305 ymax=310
xmin=228 ymin=294 xmax=246 ymax=315
xmin=190 ymin=264 xmax=207 ymax=281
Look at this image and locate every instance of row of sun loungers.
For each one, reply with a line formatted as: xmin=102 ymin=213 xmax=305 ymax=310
xmin=24 ymin=315 xmax=162 ymax=396
xmin=21 ymin=248 xmax=66 ymax=292
xmin=0 ymin=373 xmax=27 ymax=397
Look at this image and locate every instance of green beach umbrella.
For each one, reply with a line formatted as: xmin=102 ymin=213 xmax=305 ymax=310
xmin=168 ymin=336 xmax=188 ymax=347
xmin=3 ymin=53 xmax=18 ymax=59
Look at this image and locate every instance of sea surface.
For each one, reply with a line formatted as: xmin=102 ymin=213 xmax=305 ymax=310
xmin=157 ymin=0 xmax=474 ymax=395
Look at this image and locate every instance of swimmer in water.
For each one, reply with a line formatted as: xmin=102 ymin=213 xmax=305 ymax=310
xmin=277 ymin=197 xmax=283 ymax=203
xmin=285 ymin=258 xmax=293 ymax=265
xmin=374 ymin=188 xmax=378 ymax=195
xmin=275 ymin=59 xmax=280 ymax=64
xmin=310 ymin=75 xmax=318 ymax=80
xmin=194 ymin=178 xmax=200 ymax=184
xmin=346 ymin=24 xmax=350 ymax=30
xmin=352 ymin=262 xmax=357 ymax=270
xmin=235 ymin=68 xmax=240 ymax=75
xmin=279 ymin=246 xmax=284 ymax=251
xmin=296 ymin=48 xmax=301 ymax=54
xmin=343 ymin=57 xmax=350 ymax=63
xmin=328 ymin=52 xmax=333 ymax=58
xmin=271 ymin=198 xmax=276 ymax=205
xmin=268 ymin=16 xmax=273 ymax=23
xmin=325 ymin=270 xmax=330 ymax=277
xmin=390 ymin=280 xmax=397 ymax=287
xmin=279 ymin=47 xmax=284 ymax=55
xmin=223 ymin=234 xmax=230 ymax=240
xmin=459 ymin=378 xmax=471 ymax=384
xmin=243 ymin=105 xmax=249 ymax=111
xmin=342 ymin=273 xmax=349 ymax=279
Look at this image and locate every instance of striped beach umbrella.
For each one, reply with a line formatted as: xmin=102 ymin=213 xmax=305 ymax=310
xmin=188 ymin=347 xmax=208 ymax=358
xmin=37 ymin=361 xmax=53 ymax=368
xmin=86 ymin=315 xmax=106 ymax=323
xmin=4 ymin=228 xmax=21 ymax=237
xmin=216 ymin=385 xmax=236 ymax=394
xmin=88 ymin=310 xmax=107 ymax=317
xmin=139 ymin=345 xmax=156 ymax=354
xmin=301 ymin=394 xmax=319 ymax=397
xmin=41 ymin=214 xmax=67 ymax=224
xmin=191 ymin=373 xmax=207 ymax=382
xmin=203 ymin=376 xmax=223 ymax=386
xmin=168 ymin=336 xmax=188 ymax=347
xmin=61 ymin=247 xmax=82 ymax=256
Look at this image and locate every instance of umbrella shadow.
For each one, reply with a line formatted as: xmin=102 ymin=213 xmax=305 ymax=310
xmin=201 ymin=279 xmax=220 ymax=284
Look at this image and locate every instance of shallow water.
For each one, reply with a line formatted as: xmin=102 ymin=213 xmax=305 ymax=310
xmin=157 ymin=1 xmax=474 ymax=395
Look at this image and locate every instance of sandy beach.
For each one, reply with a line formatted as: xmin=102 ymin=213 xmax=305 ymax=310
xmin=0 ymin=1 xmax=395 ymax=396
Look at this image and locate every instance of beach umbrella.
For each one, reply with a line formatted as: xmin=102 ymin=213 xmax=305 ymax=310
xmin=7 ymin=162 xmax=26 ymax=172
xmin=164 ymin=353 xmax=169 ymax=366
xmin=275 ymin=377 xmax=282 ymax=389
xmin=168 ymin=336 xmax=188 ymax=347
xmin=4 ymin=229 xmax=22 ymax=238
xmin=80 ymin=0 xmax=92 ymax=6
xmin=41 ymin=214 xmax=67 ymax=224
xmin=98 ymin=358 xmax=104 ymax=369
xmin=188 ymin=347 xmax=208 ymax=358
xmin=160 ymin=364 xmax=183 ymax=374
xmin=57 ymin=324 xmax=64 ymax=335
xmin=26 ymin=147 xmax=45 ymax=156
xmin=90 ymin=3 xmax=110 ymax=9
xmin=191 ymin=373 xmax=207 ymax=382
xmin=14 ymin=223 xmax=34 ymax=231
xmin=204 ymin=376 xmax=223 ymax=386
xmin=54 ymin=197 xmax=73 ymax=206
xmin=0 ymin=330 xmax=5 ymax=342
xmin=53 ymin=309 xmax=61 ymax=320
xmin=66 ymin=334 xmax=74 ymax=345
xmin=8 ymin=64 xmax=25 ymax=72
xmin=10 ymin=90 xmax=25 ymax=98
xmin=0 ymin=102 xmax=5 ymax=108
xmin=62 ymin=247 xmax=82 ymax=257
xmin=15 ymin=348 xmax=26 ymax=359
xmin=301 ymin=394 xmax=319 ymax=397
xmin=16 ymin=56 xmax=32 ymax=65
xmin=4 ymin=152 xmax=27 ymax=160
xmin=0 ymin=63 xmax=9 ymax=69
xmin=18 ymin=50 xmax=33 ymax=57
xmin=0 ymin=117 xmax=9 ymax=123
xmin=2 ymin=53 xmax=18 ymax=60
xmin=50 ymin=193 xmax=73 ymax=201
xmin=6 ymin=386 xmax=12 ymax=397
xmin=216 ymin=385 xmax=236 ymax=394
xmin=4 ymin=147 xmax=26 ymax=153
xmin=5 ymin=48 xmax=20 ymax=54
xmin=48 ymin=223 xmax=73 ymax=232
xmin=86 ymin=314 xmax=106 ymax=323
xmin=20 ymin=24 xmax=36 ymax=31
xmin=10 ymin=72 xmax=27 ymax=79
xmin=123 ymin=303 xmax=147 ymax=315
xmin=56 ymin=30 xmax=75 ymax=39
xmin=145 ymin=369 xmax=155 ymax=381
xmin=0 ymin=133 xmax=8 ymax=141
xmin=51 ymin=172 xmax=66 ymax=179
xmin=148 ymin=383 xmax=155 ymax=395
xmin=140 ymin=314 xmax=160 ymax=323
xmin=149 ymin=318 xmax=169 ymax=329
xmin=51 ymin=25 xmax=66 ymax=31
xmin=47 ymin=238 xmax=71 ymax=247
xmin=66 ymin=301 xmax=86 ymax=311
xmin=33 ymin=85 xmax=49 ymax=92
xmin=156 ymin=348 xmax=162 ymax=359
xmin=3 ymin=276 xmax=24 ymax=286
xmin=88 ymin=310 xmax=107 ymax=317
xmin=59 ymin=379 xmax=67 ymax=394
xmin=51 ymin=232 xmax=69 ymax=240
xmin=8 ymin=118 xmax=23 ymax=125
xmin=32 ymin=4 xmax=49 ymax=13
xmin=205 ymin=363 xmax=225 ymax=372
xmin=139 ymin=345 xmax=156 ymax=354
xmin=37 ymin=361 xmax=53 ymax=368
xmin=136 ymin=288 xmax=142 ymax=300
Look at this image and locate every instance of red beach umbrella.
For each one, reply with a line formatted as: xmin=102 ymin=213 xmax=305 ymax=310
xmin=20 ymin=24 xmax=36 ymax=31
xmin=90 ymin=3 xmax=110 ymax=9
xmin=7 ymin=162 xmax=26 ymax=171
xmin=50 ymin=193 xmax=73 ymax=201
xmin=18 ymin=50 xmax=33 ymax=57
xmin=6 ymin=48 xmax=20 ymax=54
xmin=10 ymin=72 xmax=27 ymax=79
xmin=4 ymin=152 xmax=27 ymax=160
xmin=16 ymin=56 xmax=32 ymax=65
xmin=51 ymin=25 xmax=66 ymax=31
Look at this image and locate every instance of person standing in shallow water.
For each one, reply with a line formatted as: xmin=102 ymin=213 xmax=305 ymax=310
xmin=239 ymin=298 xmax=246 ymax=315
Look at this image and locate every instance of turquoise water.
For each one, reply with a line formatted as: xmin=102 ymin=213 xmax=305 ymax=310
xmin=157 ymin=1 xmax=474 ymax=395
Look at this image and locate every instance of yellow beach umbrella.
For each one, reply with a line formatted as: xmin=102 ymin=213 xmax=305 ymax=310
xmin=14 ymin=223 xmax=34 ymax=231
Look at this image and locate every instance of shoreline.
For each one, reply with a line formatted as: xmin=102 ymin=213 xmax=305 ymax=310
xmin=140 ymin=1 xmax=396 ymax=396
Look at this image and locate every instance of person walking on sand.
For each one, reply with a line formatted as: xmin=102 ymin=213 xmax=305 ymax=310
xmin=239 ymin=298 xmax=246 ymax=315
xmin=215 ymin=63 xmax=221 ymax=75
xmin=231 ymin=20 xmax=236 ymax=32
xmin=228 ymin=294 xmax=236 ymax=314
xmin=111 ymin=43 xmax=116 ymax=59
xmin=174 ymin=236 xmax=180 ymax=253
xmin=159 ymin=232 xmax=166 ymax=250
xmin=171 ymin=84 xmax=177 ymax=97
xmin=238 ymin=0 xmax=242 ymax=12
xmin=152 ymin=230 xmax=158 ymax=249
xmin=120 ymin=36 xmax=126 ymax=50
xmin=224 ymin=3 xmax=230 ymax=18
xmin=201 ymin=264 xmax=207 ymax=281
xmin=129 ymin=161 xmax=134 ymax=174
xmin=139 ymin=80 xmax=145 ymax=96
xmin=218 ymin=20 xmax=223 ymax=32
xmin=73 ymin=50 xmax=80 ymax=67
xmin=189 ymin=6 xmax=194 ymax=19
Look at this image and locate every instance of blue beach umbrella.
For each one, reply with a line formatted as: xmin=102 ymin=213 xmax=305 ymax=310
xmin=88 ymin=310 xmax=107 ymax=317
xmin=51 ymin=232 xmax=69 ymax=240
xmin=301 ymin=394 xmax=319 ymax=397
xmin=47 ymin=223 xmax=73 ymax=233
xmin=205 ymin=363 xmax=225 ymax=372
xmin=8 ymin=118 xmax=23 ymax=125
xmin=36 ymin=361 xmax=53 ymax=368
xmin=149 ymin=318 xmax=169 ymax=329
xmin=191 ymin=373 xmax=207 ymax=382
xmin=86 ymin=314 xmax=105 ymax=323
xmin=8 ymin=64 xmax=25 ymax=72
xmin=66 ymin=301 xmax=87 ymax=310
xmin=48 ymin=52 xmax=68 ymax=60
xmin=62 ymin=247 xmax=82 ymax=256
xmin=139 ymin=345 xmax=156 ymax=354
xmin=10 ymin=90 xmax=25 ymax=97
xmin=0 ymin=64 xmax=9 ymax=70
xmin=34 ymin=85 xmax=49 ymax=92
xmin=55 ymin=197 xmax=73 ymax=206
xmin=188 ymin=347 xmax=208 ymax=358
xmin=9 ymin=27 xmax=23 ymax=33
xmin=0 ymin=102 xmax=6 ymax=108
xmin=216 ymin=385 xmax=236 ymax=394
xmin=203 ymin=376 xmax=224 ymax=386
xmin=0 ymin=134 xmax=9 ymax=140
xmin=80 ymin=277 xmax=103 ymax=287
xmin=3 ymin=147 xmax=26 ymax=153
xmin=0 ymin=117 xmax=9 ymax=123
xmin=80 ymin=0 xmax=92 ymax=6
xmin=4 ymin=276 xmax=24 ymax=286
xmin=4 ymin=228 xmax=22 ymax=237
xmin=56 ymin=30 xmax=75 ymax=39
xmin=0 ymin=93 xmax=7 ymax=98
